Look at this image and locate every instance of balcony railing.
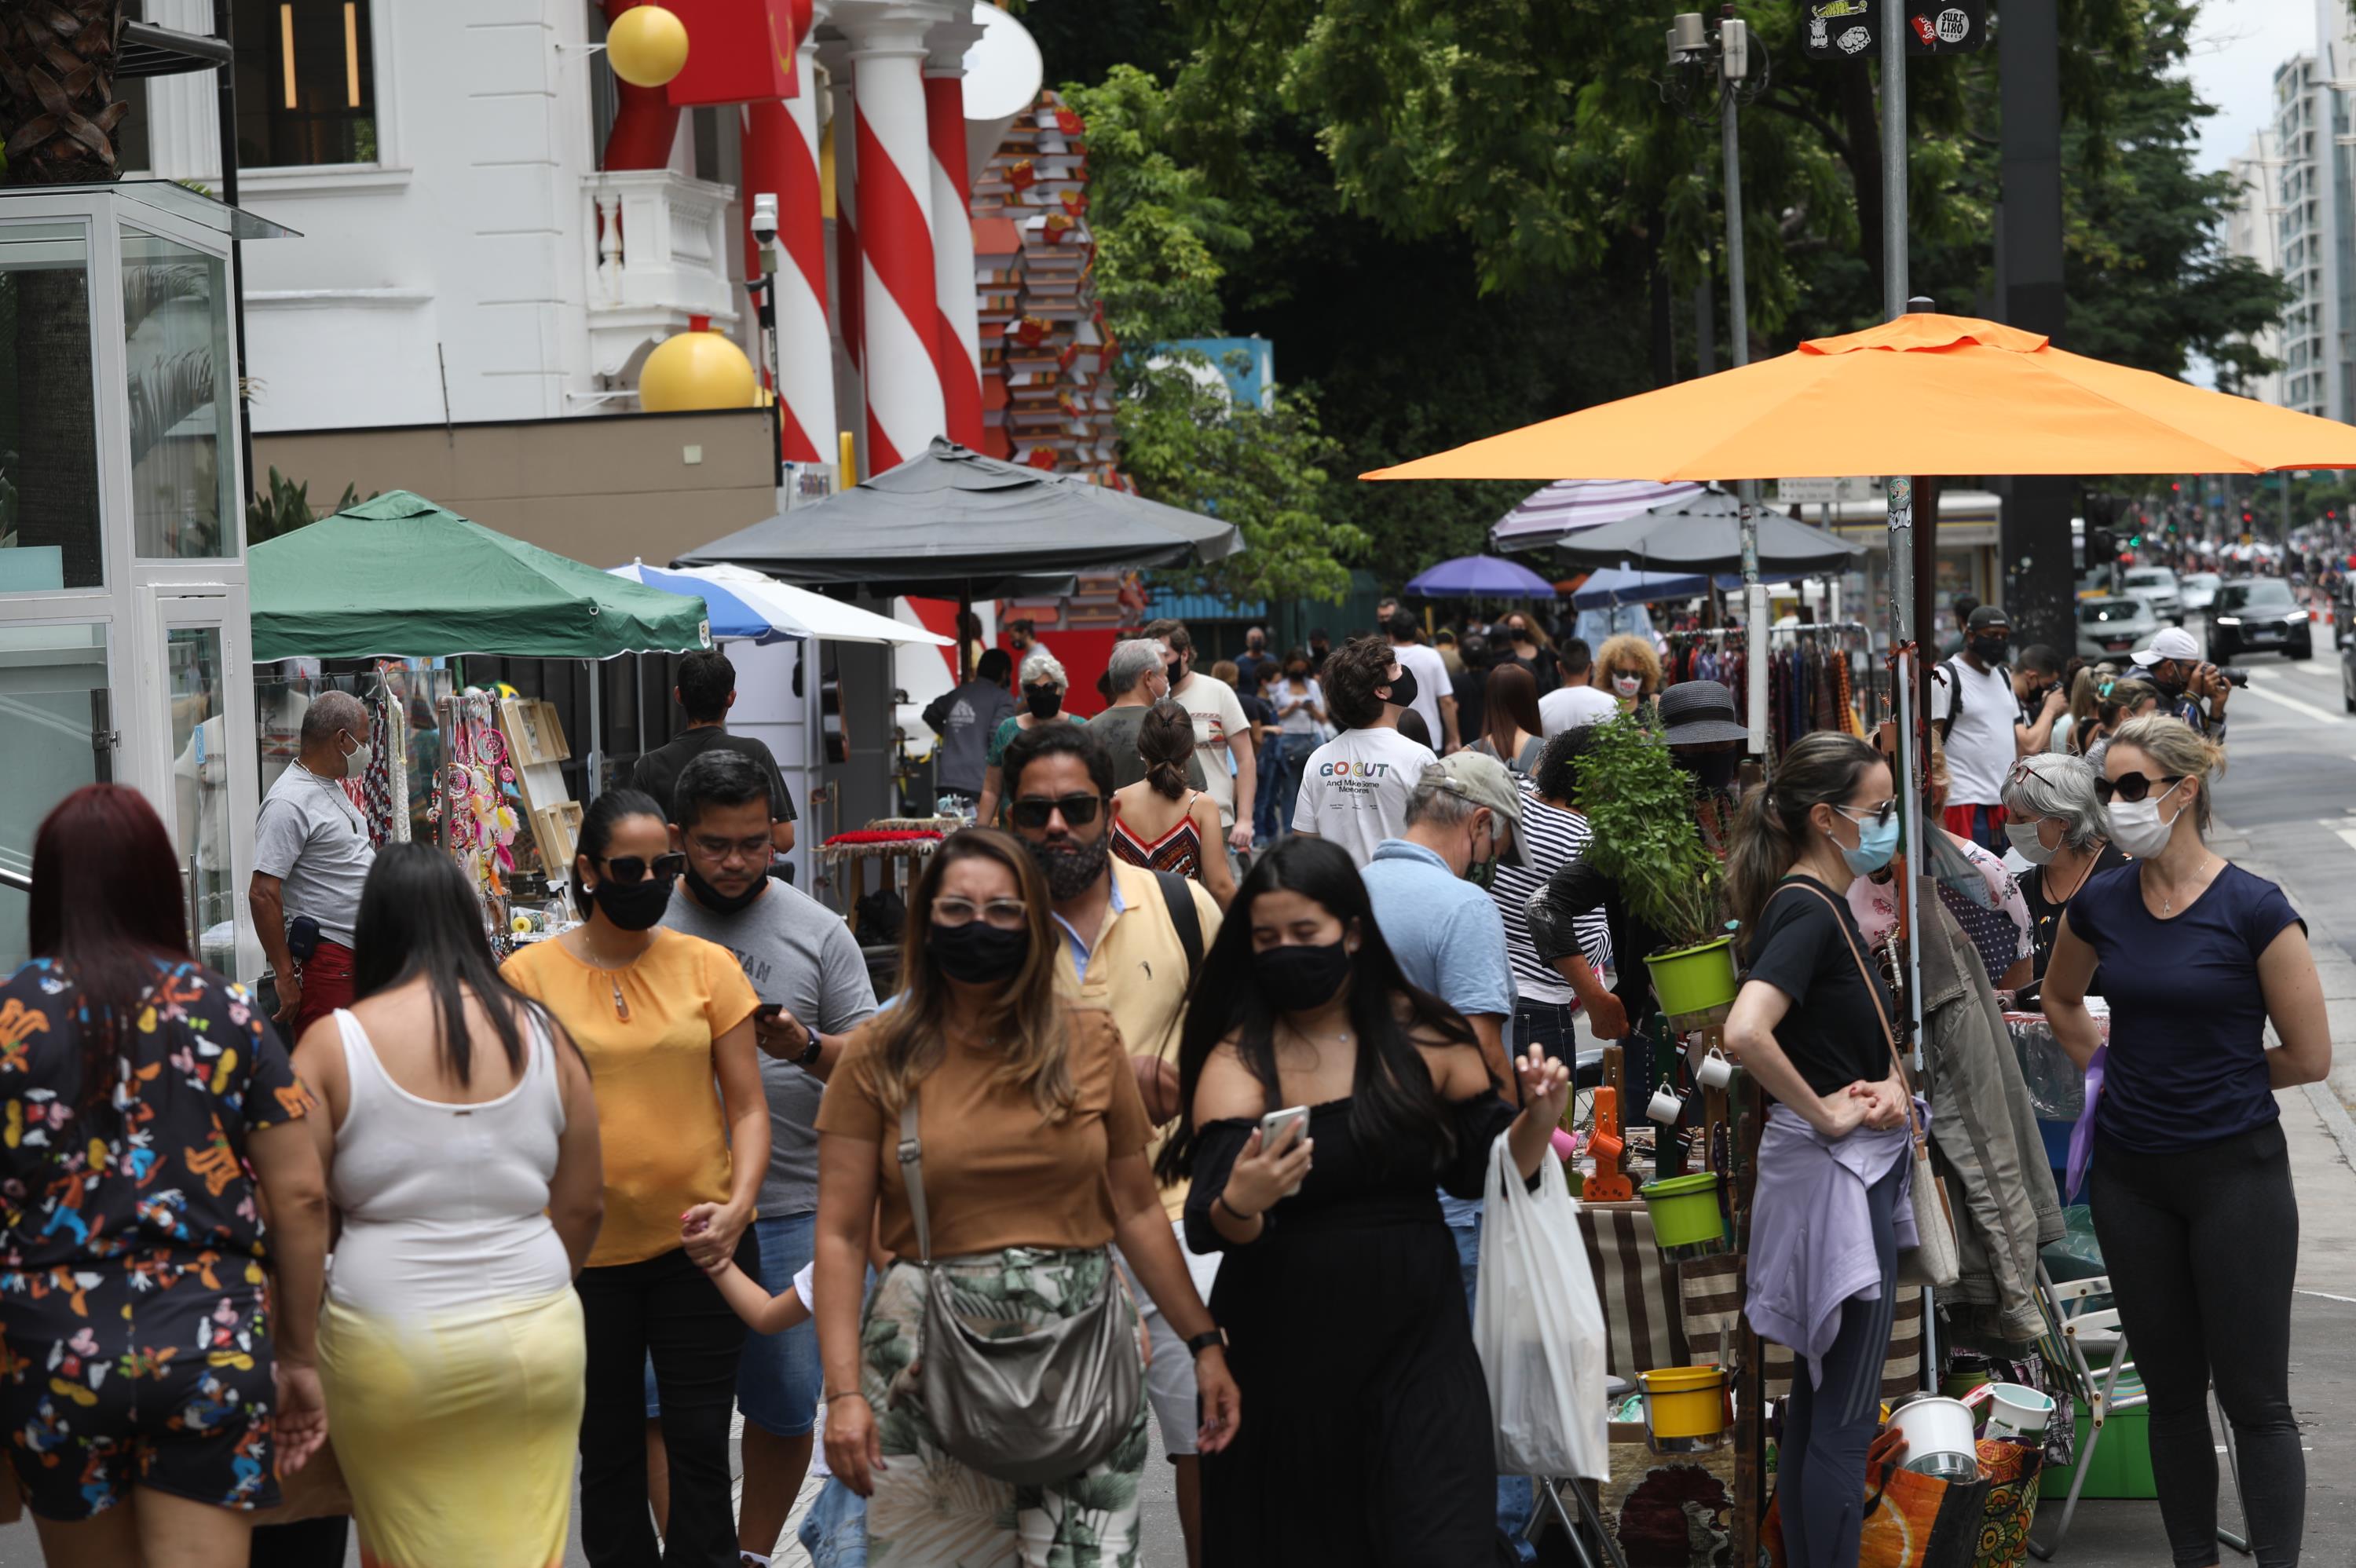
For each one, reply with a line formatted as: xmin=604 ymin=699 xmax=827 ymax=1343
xmin=583 ymin=169 xmax=740 ymax=379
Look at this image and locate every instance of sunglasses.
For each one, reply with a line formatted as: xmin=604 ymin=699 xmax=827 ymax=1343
xmin=2093 ymin=772 xmax=2183 ymax=805
xmin=1837 ymin=799 xmax=1901 ymax=830
xmin=1010 ymin=792 xmax=1105 ymax=830
xmin=598 ymin=852 xmax=686 ymax=882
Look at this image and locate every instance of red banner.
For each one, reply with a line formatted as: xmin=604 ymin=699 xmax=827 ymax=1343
xmin=664 ymin=0 xmax=799 ymax=108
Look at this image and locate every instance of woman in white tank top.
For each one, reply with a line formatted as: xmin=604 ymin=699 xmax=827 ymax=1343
xmin=290 ymin=845 xmax=605 ymax=1568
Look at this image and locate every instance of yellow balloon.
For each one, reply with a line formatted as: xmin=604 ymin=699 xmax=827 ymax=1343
xmin=638 ymin=329 xmax=759 ymax=412
xmin=606 ymin=4 xmax=690 ymax=89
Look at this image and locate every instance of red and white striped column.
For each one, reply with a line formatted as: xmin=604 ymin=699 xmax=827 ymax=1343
xmin=843 ymin=9 xmax=945 ymax=473
xmin=924 ymin=18 xmax=985 ymax=451
xmin=739 ymin=39 xmax=834 ymax=464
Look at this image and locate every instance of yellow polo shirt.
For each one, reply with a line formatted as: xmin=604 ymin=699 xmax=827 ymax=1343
xmin=1053 ymin=858 xmax=1222 ymax=1219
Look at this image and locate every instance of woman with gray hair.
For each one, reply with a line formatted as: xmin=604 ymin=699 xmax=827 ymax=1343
xmin=2002 ymin=751 xmax=2129 ymax=995
xmin=978 ymin=647 xmax=1075 ymax=825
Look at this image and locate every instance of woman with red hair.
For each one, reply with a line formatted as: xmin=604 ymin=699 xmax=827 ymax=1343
xmin=0 ymin=786 xmax=330 ymax=1567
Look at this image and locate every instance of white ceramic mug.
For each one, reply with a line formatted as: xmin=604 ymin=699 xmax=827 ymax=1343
xmin=1646 ymin=1085 xmax=1685 ymax=1125
xmin=1965 ymin=1381 xmax=2054 ymax=1440
xmin=1693 ymin=1044 xmax=1735 ymax=1091
xmin=1890 ymin=1396 xmax=1980 ymax=1479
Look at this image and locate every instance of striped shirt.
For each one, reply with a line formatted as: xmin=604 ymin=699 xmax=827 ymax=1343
xmin=1492 ymin=787 xmax=1612 ymax=1004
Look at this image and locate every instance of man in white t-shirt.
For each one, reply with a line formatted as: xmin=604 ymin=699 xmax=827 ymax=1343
xmin=1143 ymin=618 xmax=1256 ymax=858
xmin=1538 ymin=637 xmax=1619 ymax=736
xmin=1930 ymin=604 xmax=2024 ymax=851
xmin=1386 ymin=612 xmax=1458 ymax=751
xmin=1291 ymin=633 xmax=1440 ymax=865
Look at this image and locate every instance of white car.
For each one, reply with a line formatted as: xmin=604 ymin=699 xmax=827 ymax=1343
xmin=2179 ymin=571 xmax=2222 ymax=614
xmin=2120 ymin=565 xmax=2184 ymax=625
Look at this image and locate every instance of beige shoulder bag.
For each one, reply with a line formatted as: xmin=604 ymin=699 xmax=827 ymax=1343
xmin=1768 ymin=880 xmax=1961 ymax=1289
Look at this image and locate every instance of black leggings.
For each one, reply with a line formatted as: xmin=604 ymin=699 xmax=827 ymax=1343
xmin=2091 ymin=1121 xmax=2303 ymax=1568
xmin=576 ymin=1237 xmax=755 ymax=1567
xmin=1778 ymin=1160 xmax=1902 ymax=1568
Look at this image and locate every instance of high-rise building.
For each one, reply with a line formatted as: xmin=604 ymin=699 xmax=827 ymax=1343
xmin=2223 ymin=124 xmax=2285 ymax=408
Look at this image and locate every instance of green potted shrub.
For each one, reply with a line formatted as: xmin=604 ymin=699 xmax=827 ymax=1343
xmin=1572 ymin=711 xmax=1737 ymax=1022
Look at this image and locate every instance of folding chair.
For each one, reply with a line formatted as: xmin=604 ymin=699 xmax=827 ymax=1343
xmin=2026 ymin=1262 xmax=2249 ymax=1561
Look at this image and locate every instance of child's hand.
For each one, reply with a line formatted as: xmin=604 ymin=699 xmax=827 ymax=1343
xmin=681 ymin=1204 xmax=733 ymax=1274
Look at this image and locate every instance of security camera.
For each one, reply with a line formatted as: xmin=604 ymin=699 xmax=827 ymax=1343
xmin=750 ymin=192 xmax=779 ymax=247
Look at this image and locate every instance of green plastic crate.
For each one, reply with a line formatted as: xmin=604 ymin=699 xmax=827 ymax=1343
xmin=2040 ymin=1397 xmax=2157 ymax=1500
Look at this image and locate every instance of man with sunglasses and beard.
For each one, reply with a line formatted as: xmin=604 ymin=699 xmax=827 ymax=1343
xmin=657 ymin=751 xmax=876 ymax=1566
xmin=998 ymin=722 xmax=1226 ymax=1568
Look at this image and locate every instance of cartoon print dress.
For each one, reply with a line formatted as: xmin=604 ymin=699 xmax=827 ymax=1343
xmin=0 ymin=959 xmax=311 ymax=1520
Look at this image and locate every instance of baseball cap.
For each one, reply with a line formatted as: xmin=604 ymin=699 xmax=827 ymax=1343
xmin=1656 ymin=680 xmax=1751 ymax=745
xmin=1966 ymin=605 xmax=2011 ymax=632
xmin=2130 ymin=626 xmax=2200 ymax=667
xmin=1420 ymin=754 xmax=1527 ymax=867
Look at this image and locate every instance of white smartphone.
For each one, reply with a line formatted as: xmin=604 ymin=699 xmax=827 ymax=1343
xmin=1260 ymin=1105 xmax=1312 ymax=1197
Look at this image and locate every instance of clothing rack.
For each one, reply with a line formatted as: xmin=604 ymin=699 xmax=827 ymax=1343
xmin=1661 ymin=623 xmax=1888 ymax=751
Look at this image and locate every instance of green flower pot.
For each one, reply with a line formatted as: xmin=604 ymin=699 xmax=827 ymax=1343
xmin=1640 ymin=1171 xmax=1729 ymax=1262
xmin=1644 ymin=936 xmax=1740 ymax=1021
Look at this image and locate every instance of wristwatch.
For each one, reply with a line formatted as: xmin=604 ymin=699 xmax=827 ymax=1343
xmin=794 ymin=1021 xmax=823 ymax=1069
xmin=1185 ymin=1329 xmax=1225 ymax=1358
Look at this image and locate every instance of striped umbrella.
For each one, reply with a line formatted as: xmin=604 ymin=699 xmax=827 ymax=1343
xmin=1489 ymin=477 xmax=1709 ymax=554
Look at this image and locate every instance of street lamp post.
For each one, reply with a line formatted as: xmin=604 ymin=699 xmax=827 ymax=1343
xmin=1667 ymin=6 xmax=1769 ymax=751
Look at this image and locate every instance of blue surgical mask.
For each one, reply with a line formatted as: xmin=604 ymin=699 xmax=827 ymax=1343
xmin=1831 ymin=805 xmax=1901 ymax=875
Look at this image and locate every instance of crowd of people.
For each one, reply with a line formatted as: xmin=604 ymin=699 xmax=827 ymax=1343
xmin=0 ymin=587 xmax=2329 ymax=1568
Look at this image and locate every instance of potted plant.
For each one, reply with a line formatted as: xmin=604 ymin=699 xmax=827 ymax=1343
xmin=1572 ymin=711 xmax=1737 ymax=1022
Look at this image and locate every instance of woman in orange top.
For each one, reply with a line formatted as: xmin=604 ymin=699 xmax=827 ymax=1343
xmin=813 ymin=828 xmax=1241 ymax=1566
xmin=503 ymin=788 xmax=767 ymax=1567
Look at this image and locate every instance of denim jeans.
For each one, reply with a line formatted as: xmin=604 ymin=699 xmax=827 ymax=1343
xmin=1513 ymin=997 xmax=1583 ymax=1067
xmin=797 ymin=1476 xmax=869 ymax=1568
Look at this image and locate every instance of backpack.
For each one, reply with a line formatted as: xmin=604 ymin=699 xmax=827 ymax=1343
xmin=1151 ymin=868 xmax=1205 ymax=982
xmin=1933 ymin=656 xmax=2008 ymax=745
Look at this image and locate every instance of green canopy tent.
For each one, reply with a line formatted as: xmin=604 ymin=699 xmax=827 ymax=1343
xmin=250 ymin=490 xmax=713 ymax=795
xmin=251 ymin=491 xmax=714 ymax=661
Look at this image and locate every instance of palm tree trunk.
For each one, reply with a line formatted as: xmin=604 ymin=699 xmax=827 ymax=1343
xmin=0 ymin=0 xmax=129 ymax=185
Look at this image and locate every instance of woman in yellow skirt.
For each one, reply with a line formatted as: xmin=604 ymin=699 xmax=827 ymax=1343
xmin=293 ymin=845 xmax=606 ymax=1566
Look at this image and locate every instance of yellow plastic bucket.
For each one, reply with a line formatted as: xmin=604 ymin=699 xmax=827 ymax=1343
xmin=1640 ymin=1365 xmax=1729 ymax=1453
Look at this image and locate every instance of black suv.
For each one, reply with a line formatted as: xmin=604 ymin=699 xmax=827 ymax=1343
xmin=2208 ymin=576 xmax=2313 ymax=663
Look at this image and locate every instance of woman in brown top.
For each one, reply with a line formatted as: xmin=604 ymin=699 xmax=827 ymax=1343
xmin=814 ymin=828 xmax=1241 ymax=1566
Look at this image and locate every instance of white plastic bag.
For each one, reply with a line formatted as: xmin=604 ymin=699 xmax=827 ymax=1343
xmin=1473 ymin=1131 xmax=1609 ymax=1481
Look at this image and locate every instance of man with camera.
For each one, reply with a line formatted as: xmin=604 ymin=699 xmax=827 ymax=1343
xmin=2128 ymin=625 xmax=2232 ymax=744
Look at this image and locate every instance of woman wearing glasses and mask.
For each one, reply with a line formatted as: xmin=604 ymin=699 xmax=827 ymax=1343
xmin=2043 ymin=718 xmax=2329 ymax=1568
xmin=1721 ymin=733 xmax=1914 ymax=1568
xmin=812 ymin=828 xmax=1241 ymax=1566
xmin=1999 ymin=752 xmax=2127 ymax=996
xmin=502 ymin=788 xmax=770 ymax=1566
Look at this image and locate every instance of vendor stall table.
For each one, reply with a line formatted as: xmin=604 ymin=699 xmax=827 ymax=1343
xmin=821 ymin=821 xmax=957 ymax=931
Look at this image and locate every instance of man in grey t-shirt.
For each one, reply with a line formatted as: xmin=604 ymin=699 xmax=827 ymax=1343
xmin=248 ymin=689 xmax=375 ymax=1040
xmin=660 ymin=749 xmax=875 ymax=1560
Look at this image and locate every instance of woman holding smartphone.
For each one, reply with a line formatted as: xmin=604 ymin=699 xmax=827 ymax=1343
xmin=1158 ymin=836 xmax=1570 ymax=1566
xmin=502 ymin=788 xmax=769 ymax=1567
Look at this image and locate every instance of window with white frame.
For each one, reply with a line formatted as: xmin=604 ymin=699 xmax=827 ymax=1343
xmin=232 ymin=0 xmax=377 ymax=167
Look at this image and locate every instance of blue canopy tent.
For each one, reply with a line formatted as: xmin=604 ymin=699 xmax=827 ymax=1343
xmin=1568 ymin=564 xmax=1809 ymax=609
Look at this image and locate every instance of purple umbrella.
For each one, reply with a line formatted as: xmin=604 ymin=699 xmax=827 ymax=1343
xmin=1403 ymin=555 xmax=1560 ymax=598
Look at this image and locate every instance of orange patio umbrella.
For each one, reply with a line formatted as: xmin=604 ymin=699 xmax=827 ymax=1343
xmin=1364 ymin=313 xmax=2356 ymax=481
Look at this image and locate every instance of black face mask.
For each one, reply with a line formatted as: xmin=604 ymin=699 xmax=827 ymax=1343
xmin=683 ymin=861 xmax=765 ymax=918
xmin=1383 ymin=666 xmax=1419 ymax=711
xmin=1025 ymin=832 xmax=1111 ymax=900
xmin=1253 ymin=941 xmax=1354 ymax=1012
xmin=931 ymin=921 xmax=1031 ymax=985
xmin=588 ymin=873 xmax=675 ymax=931
xmin=1674 ymin=750 xmax=1740 ymax=791
xmin=1024 ymin=684 xmax=1063 ymax=720
xmin=1970 ymin=634 xmax=2009 ymax=665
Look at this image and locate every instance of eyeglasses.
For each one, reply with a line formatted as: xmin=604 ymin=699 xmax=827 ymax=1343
xmin=2094 ymin=772 xmax=2184 ymax=804
xmin=1836 ymin=799 xmax=1901 ymax=830
xmin=1009 ymin=792 xmax=1105 ymax=830
xmin=932 ymin=896 xmax=1029 ymax=930
xmin=598 ymin=852 xmax=686 ymax=882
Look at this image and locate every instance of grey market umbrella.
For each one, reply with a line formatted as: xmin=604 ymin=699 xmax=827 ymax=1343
xmin=678 ymin=438 xmax=1242 ymax=597
xmin=1546 ymin=488 xmax=1865 ymax=575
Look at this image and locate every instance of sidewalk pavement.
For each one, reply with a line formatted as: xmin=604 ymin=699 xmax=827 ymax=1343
xmin=2028 ymin=819 xmax=2356 ymax=1564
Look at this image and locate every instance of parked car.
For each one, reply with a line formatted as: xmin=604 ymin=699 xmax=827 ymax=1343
xmin=2120 ymin=565 xmax=2184 ymax=624
xmin=2179 ymin=571 xmax=2222 ymax=615
xmin=2076 ymin=596 xmax=2160 ymax=663
xmin=2209 ymin=576 xmax=2313 ymax=663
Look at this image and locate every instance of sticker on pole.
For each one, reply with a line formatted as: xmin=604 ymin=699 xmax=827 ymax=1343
xmin=1802 ymin=0 xmax=1985 ymax=58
